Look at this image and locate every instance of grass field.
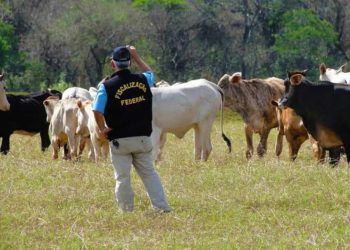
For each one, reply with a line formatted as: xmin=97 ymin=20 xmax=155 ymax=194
xmin=1 ymin=111 xmax=350 ymax=249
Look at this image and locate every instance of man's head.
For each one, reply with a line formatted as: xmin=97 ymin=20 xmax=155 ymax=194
xmin=111 ymin=46 xmax=131 ymax=70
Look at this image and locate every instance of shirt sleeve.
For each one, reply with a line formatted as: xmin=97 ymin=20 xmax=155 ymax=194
xmin=92 ymin=83 xmax=107 ymax=114
xmin=142 ymin=71 xmax=154 ymax=87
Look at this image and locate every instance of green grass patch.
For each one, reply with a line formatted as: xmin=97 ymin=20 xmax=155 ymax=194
xmin=1 ymin=111 xmax=350 ymax=248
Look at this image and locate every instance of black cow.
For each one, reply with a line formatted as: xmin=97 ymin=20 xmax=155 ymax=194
xmin=0 ymin=89 xmax=62 ymax=154
xmin=279 ymin=73 xmax=350 ymax=164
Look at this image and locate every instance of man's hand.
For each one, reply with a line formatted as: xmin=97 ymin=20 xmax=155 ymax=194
xmin=126 ymin=45 xmax=137 ymax=58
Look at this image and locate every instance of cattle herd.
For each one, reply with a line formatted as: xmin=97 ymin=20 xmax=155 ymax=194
xmin=0 ymin=62 xmax=350 ymax=166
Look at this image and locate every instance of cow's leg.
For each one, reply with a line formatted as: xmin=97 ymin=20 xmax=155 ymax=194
xmin=151 ymin=126 xmax=162 ymax=163
xmin=85 ymin=137 xmax=95 ymax=161
xmin=194 ymin=125 xmax=202 ymax=160
xmin=329 ymin=147 xmax=341 ymax=166
xmin=51 ymin=137 xmax=59 ymax=160
xmin=78 ymin=136 xmax=86 ymax=156
xmin=275 ymin=130 xmax=284 ymax=158
xmin=63 ymin=143 xmax=71 ymax=160
xmin=40 ymin=129 xmax=51 ymax=151
xmin=91 ymin=135 xmax=100 ymax=163
xmin=0 ymin=135 xmax=10 ymax=155
xmin=67 ymin=130 xmax=78 ymax=159
xmin=257 ymin=129 xmax=270 ymax=158
xmin=199 ymin=118 xmax=215 ymax=161
xmin=244 ymin=124 xmax=254 ymax=159
xmin=309 ymin=135 xmax=325 ymax=163
xmin=102 ymin=141 xmax=109 ymax=159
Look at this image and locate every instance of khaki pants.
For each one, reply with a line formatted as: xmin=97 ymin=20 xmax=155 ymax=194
xmin=109 ymin=136 xmax=170 ymax=212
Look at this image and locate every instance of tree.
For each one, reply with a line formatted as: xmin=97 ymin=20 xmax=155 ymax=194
xmin=272 ymin=9 xmax=338 ymax=80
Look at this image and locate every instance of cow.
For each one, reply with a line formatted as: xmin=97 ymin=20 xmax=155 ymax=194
xmin=62 ymin=87 xmax=93 ymax=101
xmin=218 ymin=72 xmax=284 ymax=159
xmin=44 ymin=98 xmax=91 ymax=160
xmin=319 ymin=63 xmax=350 ymax=84
xmin=151 ymin=78 xmax=231 ymax=162
xmin=278 ymin=73 xmax=350 ymax=164
xmin=0 ymin=74 xmax=10 ymax=111
xmin=76 ymin=100 xmax=109 ymax=162
xmin=0 ymin=81 xmax=62 ymax=154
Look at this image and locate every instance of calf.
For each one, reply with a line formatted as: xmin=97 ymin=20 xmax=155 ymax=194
xmin=45 ymin=98 xmax=85 ymax=159
xmin=272 ymin=102 xmax=325 ymax=162
xmin=151 ymin=78 xmax=231 ymax=162
xmin=218 ymin=72 xmax=284 ymax=159
xmin=76 ymin=100 xmax=109 ymax=162
xmin=279 ymin=73 xmax=350 ymax=164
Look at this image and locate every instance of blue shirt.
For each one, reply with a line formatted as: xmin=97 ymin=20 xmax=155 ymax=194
xmin=92 ymin=71 xmax=154 ymax=114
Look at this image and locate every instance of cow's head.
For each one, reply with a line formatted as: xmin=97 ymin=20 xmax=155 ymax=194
xmin=279 ymin=73 xmax=305 ymax=109
xmin=0 ymin=73 xmax=10 ymax=111
xmin=48 ymin=89 xmax=63 ymax=99
xmin=43 ymin=96 xmax=60 ymax=122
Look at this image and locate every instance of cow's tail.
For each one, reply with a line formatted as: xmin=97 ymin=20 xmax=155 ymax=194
xmin=215 ymin=84 xmax=232 ymax=153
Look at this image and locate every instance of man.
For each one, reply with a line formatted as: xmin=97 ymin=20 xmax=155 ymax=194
xmin=92 ymin=45 xmax=171 ymax=212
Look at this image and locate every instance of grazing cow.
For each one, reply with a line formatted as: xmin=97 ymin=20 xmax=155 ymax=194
xmin=319 ymin=63 xmax=350 ymax=84
xmin=0 ymin=74 xmax=10 ymax=111
xmin=62 ymin=87 xmax=93 ymax=101
xmin=76 ymin=100 xmax=109 ymax=162
xmin=0 ymin=84 xmax=62 ymax=154
xmin=151 ymin=79 xmax=231 ymax=162
xmin=218 ymin=72 xmax=284 ymax=159
xmin=278 ymin=73 xmax=350 ymax=164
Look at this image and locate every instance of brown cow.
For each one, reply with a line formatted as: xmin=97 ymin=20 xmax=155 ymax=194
xmin=218 ymin=72 xmax=284 ymax=159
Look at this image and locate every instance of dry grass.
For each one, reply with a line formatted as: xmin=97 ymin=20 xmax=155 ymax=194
xmin=1 ymin=111 xmax=350 ymax=249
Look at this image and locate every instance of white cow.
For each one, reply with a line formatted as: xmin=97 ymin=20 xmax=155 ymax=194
xmin=151 ymin=78 xmax=231 ymax=162
xmin=44 ymin=98 xmax=93 ymax=160
xmin=0 ymin=74 xmax=10 ymax=111
xmin=88 ymin=87 xmax=98 ymax=100
xmin=319 ymin=63 xmax=350 ymax=84
xmin=62 ymin=87 xmax=93 ymax=101
xmin=76 ymin=100 xmax=109 ymax=162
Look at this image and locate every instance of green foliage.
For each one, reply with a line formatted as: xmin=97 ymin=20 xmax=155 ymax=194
xmin=272 ymin=9 xmax=338 ymax=79
xmin=48 ymin=73 xmax=72 ymax=92
xmin=133 ymin=0 xmax=187 ymax=8
xmin=0 ymin=21 xmax=16 ymax=69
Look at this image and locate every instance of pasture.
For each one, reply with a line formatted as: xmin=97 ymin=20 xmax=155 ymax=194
xmin=1 ymin=111 xmax=350 ymax=249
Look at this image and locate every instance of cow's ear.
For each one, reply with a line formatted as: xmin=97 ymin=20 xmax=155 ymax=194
xmin=229 ymin=72 xmax=241 ymax=84
xmin=290 ymin=74 xmax=303 ymax=86
xmin=320 ymin=63 xmax=326 ymax=74
xmin=0 ymin=74 xmax=3 ymax=81
xmin=271 ymin=100 xmax=278 ymax=106
xmin=43 ymin=100 xmax=50 ymax=106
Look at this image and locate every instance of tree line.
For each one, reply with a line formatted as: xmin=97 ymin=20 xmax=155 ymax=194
xmin=0 ymin=0 xmax=349 ymax=91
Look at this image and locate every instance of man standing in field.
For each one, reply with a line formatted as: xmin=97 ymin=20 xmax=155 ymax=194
xmin=92 ymin=45 xmax=171 ymax=213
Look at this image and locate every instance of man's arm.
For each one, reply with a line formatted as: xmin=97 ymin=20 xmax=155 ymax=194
xmin=93 ymin=111 xmax=111 ymax=139
xmin=127 ymin=45 xmax=151 ymax=73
